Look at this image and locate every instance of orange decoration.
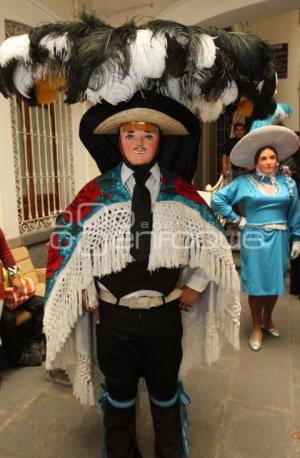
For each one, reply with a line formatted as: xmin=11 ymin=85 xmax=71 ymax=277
xmin=34 ymin=76 xmax=67 ymax=104
xmin=236 ymin=98 xmax=254 ymax=117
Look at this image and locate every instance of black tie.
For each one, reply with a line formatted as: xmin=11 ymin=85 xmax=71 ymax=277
xmin=130 ymin=170 xmax=153 ymax=264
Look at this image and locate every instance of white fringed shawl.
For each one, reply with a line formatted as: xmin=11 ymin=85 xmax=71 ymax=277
xmin=44 ymin=200 xmax=240 ymax=405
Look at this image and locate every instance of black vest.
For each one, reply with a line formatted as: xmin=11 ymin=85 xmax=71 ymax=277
xmin=98 ymin=261 xmax=180 ymax=299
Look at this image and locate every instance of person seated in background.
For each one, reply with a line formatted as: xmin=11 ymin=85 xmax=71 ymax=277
xmin=222 ymin=122 xmax=246 ymax=180
xmin=0 ymin=228 xmax=44 ymax=367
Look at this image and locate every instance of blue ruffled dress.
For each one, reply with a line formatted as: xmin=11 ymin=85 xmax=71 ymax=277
xmin=211 ymin=171 xmax=300 ymax=295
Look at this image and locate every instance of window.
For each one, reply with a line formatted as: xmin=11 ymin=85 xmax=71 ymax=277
xmin=6 ymin=20 xmax=75 ymax=233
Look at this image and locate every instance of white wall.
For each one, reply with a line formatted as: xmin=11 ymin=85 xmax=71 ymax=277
xmin=71 ymin=102 xmax=100 ymax=192
xmin=250 ymin=10 xmax=300 ymax=132
xmin=0 ymin=0 xmax=60 ymax=238
xmin=0 ymin=0 xmax=96 ymax=238
xmin=158 ymin=0 xmax=300 ymax=27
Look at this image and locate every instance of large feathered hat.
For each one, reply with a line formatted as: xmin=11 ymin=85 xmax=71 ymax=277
xmin=0 ymin=13 xmax=277 ymax=123
xmin=0 ymin=14 xmax=278 ymax=181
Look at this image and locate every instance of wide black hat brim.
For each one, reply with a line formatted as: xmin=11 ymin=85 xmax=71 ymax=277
xmin=79 ymin=91 xmax=201 ymax=183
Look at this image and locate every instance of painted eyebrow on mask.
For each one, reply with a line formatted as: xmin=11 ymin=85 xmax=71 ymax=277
xmin=125 ymin=130 xmax=153 ymax=134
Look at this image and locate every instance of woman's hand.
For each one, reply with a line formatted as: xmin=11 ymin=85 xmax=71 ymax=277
xmin=291 ymin=242 xmax=300 ymax=259
xmin=233 ymin=216 xmax=247 ymax=230
xmin=238 ymin=216 xmax=247 ymax=230
xmin=11 ymin=276 xmax=25 ymax=295
xmin=179 ymin=285 xmax=201 ymax=312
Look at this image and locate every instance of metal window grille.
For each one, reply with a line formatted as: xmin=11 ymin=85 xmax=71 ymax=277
xmin=6 ymin=20 xmax=75 ymax=234
xmin=10 ymin=93 xmax=75 ymax=233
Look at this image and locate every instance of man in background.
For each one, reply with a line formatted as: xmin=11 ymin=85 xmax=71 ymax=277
xmin=222 ymin=123 xmax=246 ymax=180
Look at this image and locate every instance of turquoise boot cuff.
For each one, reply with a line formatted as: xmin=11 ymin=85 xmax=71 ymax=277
xmin=149 ymin=381 xmax=191 ymax=457
xmin=98 ymin=381 xmax=137 ymax=458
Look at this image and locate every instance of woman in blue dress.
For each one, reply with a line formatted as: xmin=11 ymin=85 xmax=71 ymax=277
xmin=211 ymin=126 xmax=300 ymax=351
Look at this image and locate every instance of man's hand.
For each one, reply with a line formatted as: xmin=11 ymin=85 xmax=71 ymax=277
xmin=179 ymin=285 xmax=201 ymax=312
xmin=11 ymin=276 xmax=25 ymax=295
xmin=82 ymin=290 xmax=100 ymax=324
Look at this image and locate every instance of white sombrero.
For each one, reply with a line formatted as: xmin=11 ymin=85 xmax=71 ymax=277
xmin=230 ymin=125 xmax=300 ymax=168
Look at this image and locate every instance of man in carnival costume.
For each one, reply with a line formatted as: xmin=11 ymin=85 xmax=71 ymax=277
xmin=0 ymin=13 xmax=277 ymax=457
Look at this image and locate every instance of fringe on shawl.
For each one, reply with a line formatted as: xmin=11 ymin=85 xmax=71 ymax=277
xmin=45 ymin=313 xmax=101 ymax=406
xmin=44 ymin=201 xmax=240 ymax=406
xmin=180 ymin=285 xmax=240 ymax=377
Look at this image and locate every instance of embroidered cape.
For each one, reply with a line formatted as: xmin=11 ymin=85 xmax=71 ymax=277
xmin=44 ymin=164 xmax=241 ymax=405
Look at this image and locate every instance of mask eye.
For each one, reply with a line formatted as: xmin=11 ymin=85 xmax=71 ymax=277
xmin=125 ymin=133 xmax=134 ymax=140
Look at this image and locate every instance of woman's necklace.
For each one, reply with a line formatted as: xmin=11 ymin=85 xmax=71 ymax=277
xmin=248 ymin=169 xmax=279 ymax=196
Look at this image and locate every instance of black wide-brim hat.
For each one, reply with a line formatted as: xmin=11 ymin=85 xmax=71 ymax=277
xmin=79 ymin=91 xmax=201 ymax=182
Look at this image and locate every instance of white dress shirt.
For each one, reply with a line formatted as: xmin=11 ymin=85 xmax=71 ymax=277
xmin=98 ymin=162 xmax=209 ymax=298
xmin=121 ymin=162 xmax=160 ymax=206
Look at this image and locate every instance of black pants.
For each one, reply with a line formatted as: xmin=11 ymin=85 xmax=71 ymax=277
xmin=0 ymin=295 xmax=44 ymax=364
xmin=96 ymin=300 xmax=183 ymax=458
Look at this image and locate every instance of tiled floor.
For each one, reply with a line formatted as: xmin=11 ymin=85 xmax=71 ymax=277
xmin=1 ymin=280 xmax=300 ymax=457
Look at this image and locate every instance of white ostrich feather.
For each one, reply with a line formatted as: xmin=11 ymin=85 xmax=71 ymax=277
xmin=86 ymin=64 xmax=144 ymax=105
xmin=86 ymin=75 xmax=139 ymax=105
xmin=13 ymin=63 xmax=33 ymax=98
xmin=220 ymin=81 xmax=238 ymax=105
xmin=162 ymin=76 xmax=182 ymax=102
xmin=0 ymin=34 xmax=30 ymax=66
xmin=40 ymin=33 xmax=71 ymax=61
xmin=256 ymin=80 xmax=264 ymax=92
xmin=192 ymin=97 xmax=223 ymax=122
xmin=86 ymin=30 xmax=167 ymax=105
xmin=193 ymin=34 xmax=216 ymax=70
xmin=130 ymin=29 xmax=167 ymax=79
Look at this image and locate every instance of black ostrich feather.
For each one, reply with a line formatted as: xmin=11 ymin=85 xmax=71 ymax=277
xmin=0 ymin=15 xmax=277 ymax=122
xmin=65 ymin=25 xmax=113 ymax=103
xmin=0 ymin=59 xmax=17 ymax=96
xmin=164 ymin=33 xmax=188 ymax=78
xmin=144 ymin=19 xmax=190 ymax=41
xmin=204 ymin=27 xmax=273 ymax=81
xmin=144 ymin=19 xmax=190 ymax=77
xmin=186 ymin=26 xmax=215 ymax=72
xmin=160 ymin=47 xmax=232 ymax=105
xmin=251 ymin=96 xmax=277 ymax=120
xmin=29 ymin=13 xmax=109 ymax=63
xmin=66 ymin=20 xmax=137 ymax=103
xmin=196 ymin=49 xmax=233 ymax=101
xmin=250 ymin=73 xmax=277 ymax=119
xmin=27 ymin=85 xmax=38 ymax=106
